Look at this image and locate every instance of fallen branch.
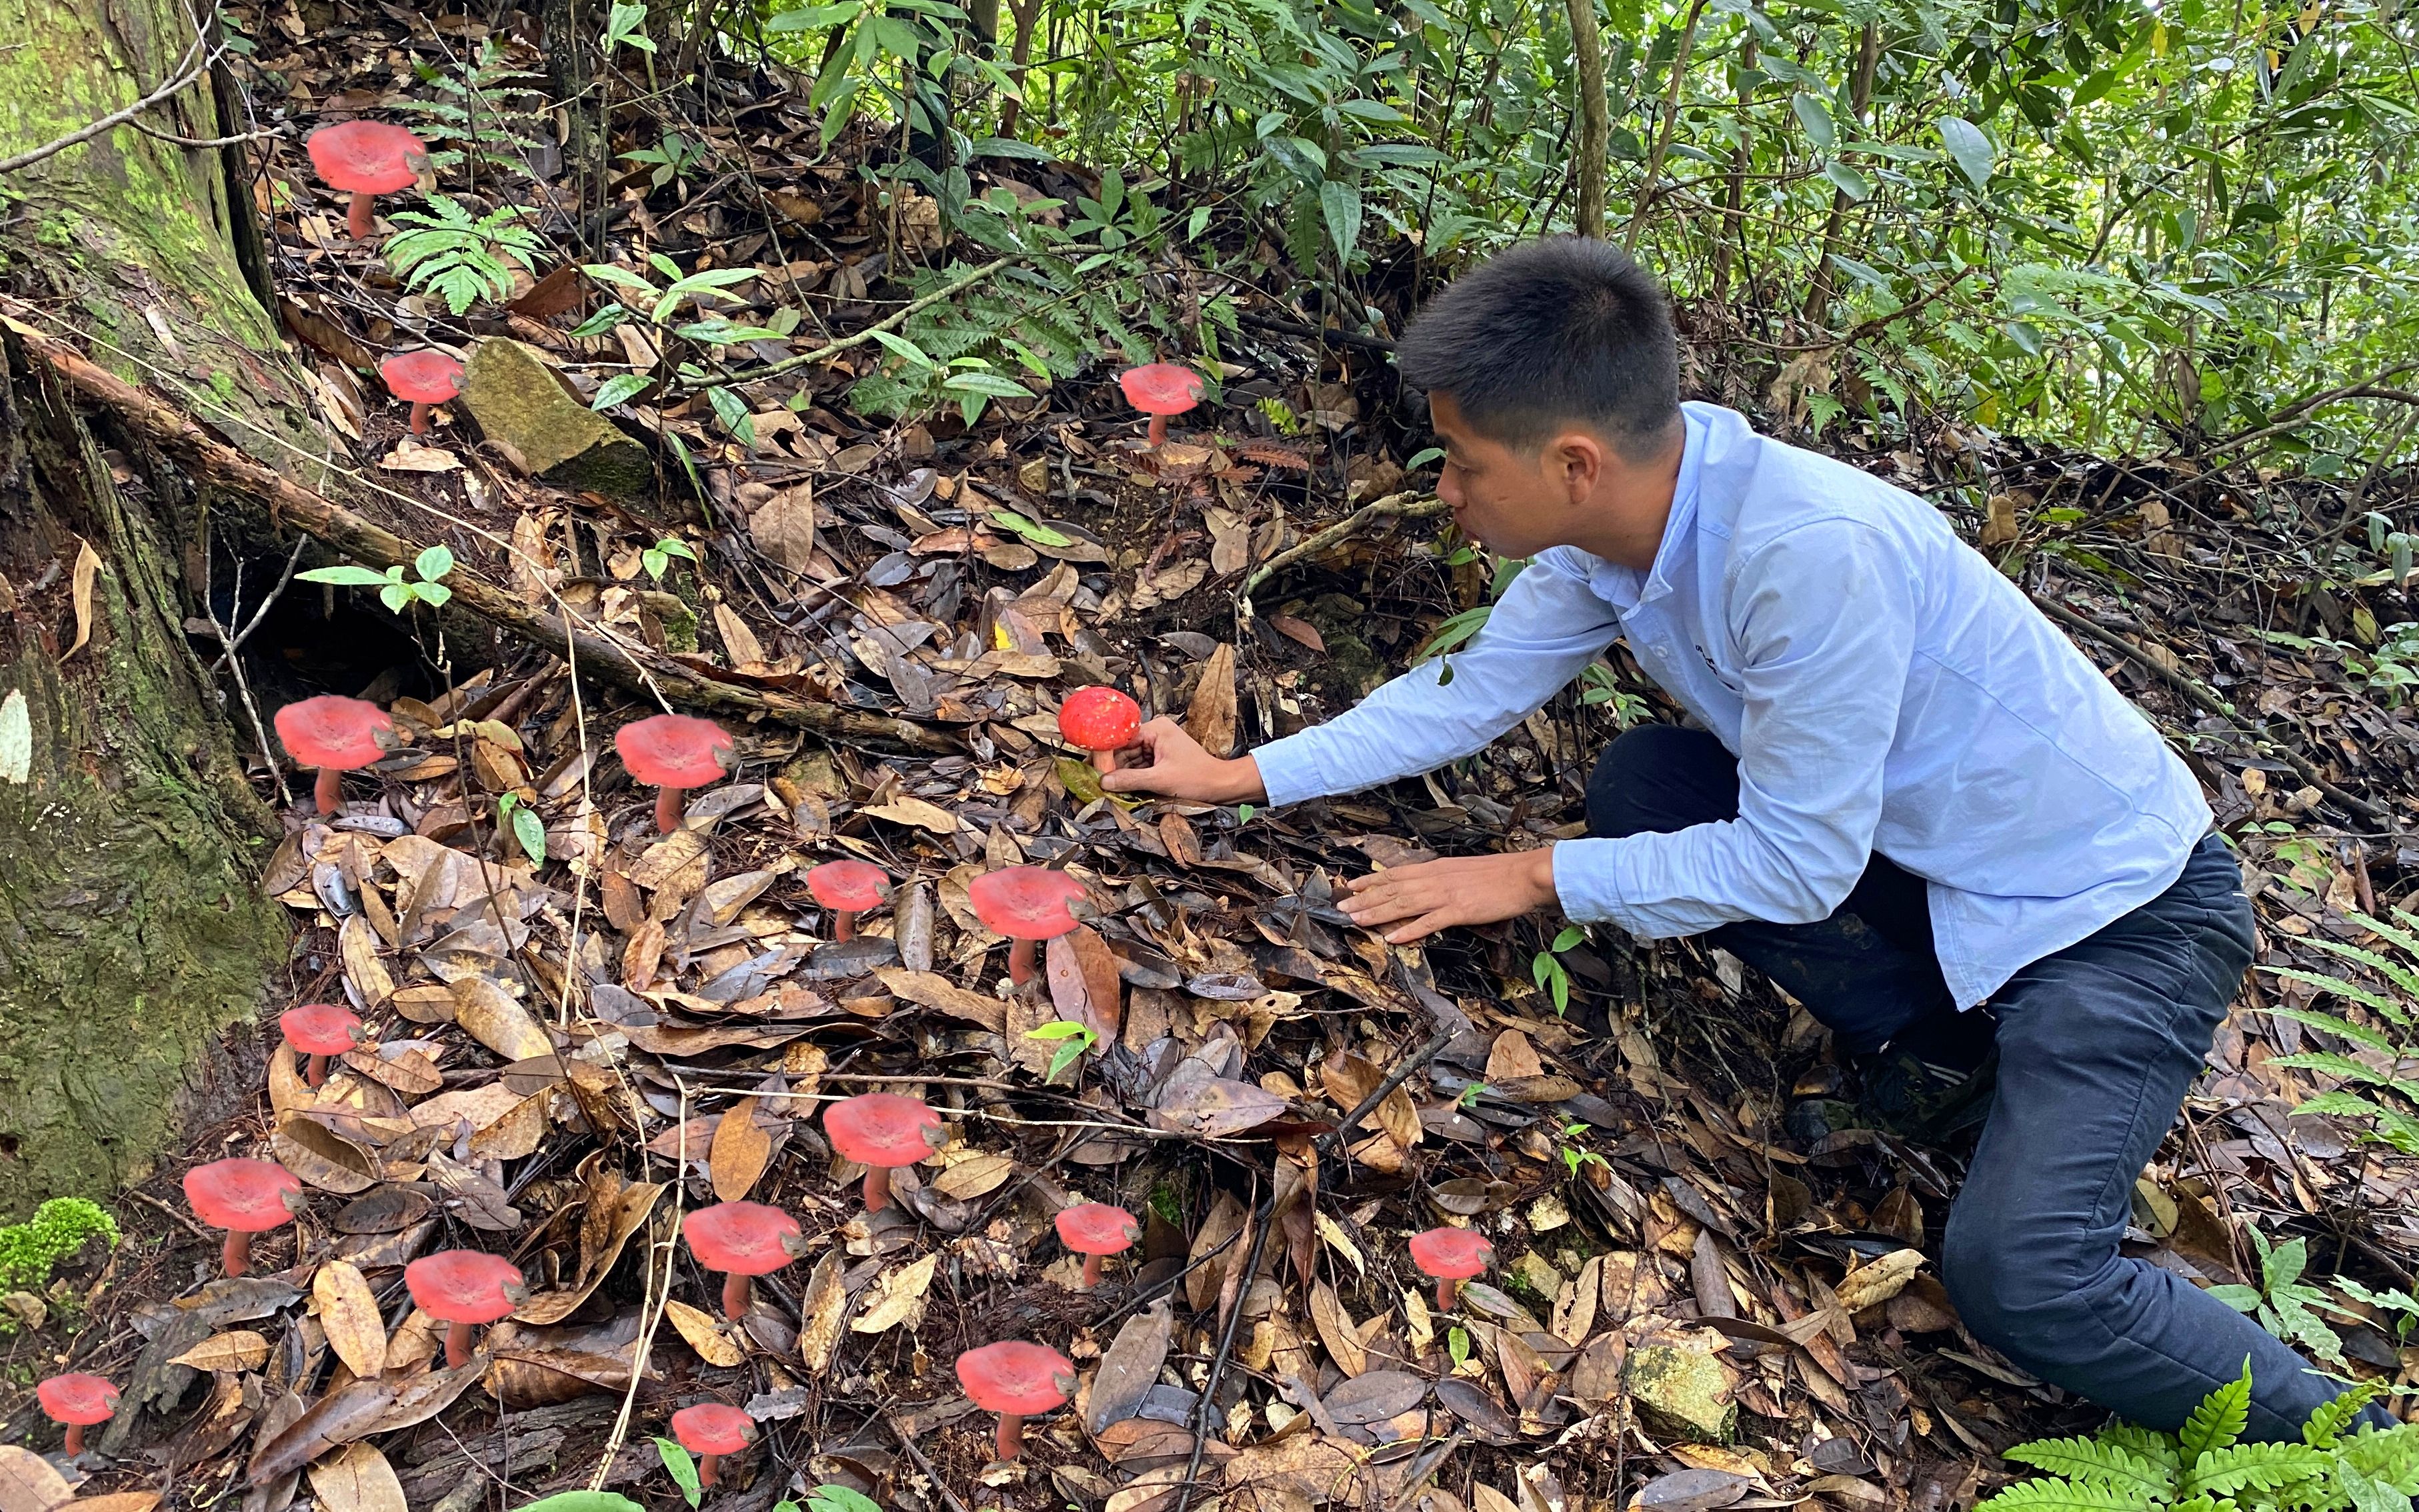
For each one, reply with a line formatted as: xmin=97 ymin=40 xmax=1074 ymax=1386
xmin=1238 ymin=491 xmax=1448 ymax=607
xmin=3 ymin=313 xmax=957 ymax=754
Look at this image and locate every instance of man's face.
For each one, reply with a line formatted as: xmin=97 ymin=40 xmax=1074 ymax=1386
xmin=1428 ymin=391 xmax=1574 ymax=559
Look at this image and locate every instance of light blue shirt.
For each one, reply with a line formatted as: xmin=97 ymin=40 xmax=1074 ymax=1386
xmin=1252 ymin=401 xmax=2211 ymax=1009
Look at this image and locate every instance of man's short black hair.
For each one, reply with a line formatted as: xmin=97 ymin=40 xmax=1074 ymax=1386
xmin=1395 ymin=237 xmax=1682 ymax=461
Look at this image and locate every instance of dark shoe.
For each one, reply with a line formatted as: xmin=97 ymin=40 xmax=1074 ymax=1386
xmin=1852 ymin=1043 xmax=1998 ymax=1140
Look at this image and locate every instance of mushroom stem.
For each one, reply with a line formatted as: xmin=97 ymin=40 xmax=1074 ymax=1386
xmin=443 ymin=1320 xmax=477 ymax=1369
xmin=1079 ymin=1253 xmax=1104 ymax=1289
xmin=305 ymin=1053 xmax=329 ymax=1089
xmin=407 ymin=401 xmax=433 ymax=435
xmin=1146 ymin=415 xmax=1168 ymax=447
xmin=1008 ymin=938 xmax=1037 ymax=986
xmin=833 ymin=909 xmax=858 ymax=943
xmin=995 ymin=1412 xmax=1025 ymax=1461
xmin=1091 ymin=747 xmax=1119 ymax=774
xmin=698 ymin=1453 xmax=721 ymax=1490
xmin=863 ymin=1165 xmax=892 ymax=1214
xmin=720 ymin=1270 xmax=751 ymax=1320
xmin=313 ymin=765 xmax=343 ymax=815
xmin=347 ymin=190 xmax=377 ymax=240
xmin=654 ymin=785 xmax=685 ymax=833
xmin=222 ymin=1230 xmax=252 ymax=1277
xmin=63 ymin=1424 xmax=83 ymax=1457
xmin=1435 ymin=1277 xmax=1455 ymax=1312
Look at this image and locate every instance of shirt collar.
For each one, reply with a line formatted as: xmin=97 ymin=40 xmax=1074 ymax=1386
xmin=1589 ymin=405 xmax=1707 ymax=610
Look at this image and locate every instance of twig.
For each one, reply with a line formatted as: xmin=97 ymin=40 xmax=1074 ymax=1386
xmin=688 ymin=255 xmax=1021 ymax=390
xmin=1235 ymin=309 xmax=1396 ymax=357
xmin=889 ymin=1416 xmax=975 ymax=1512
xmin=127 ymin=121 xmax=276 ymax=149
xmin=209 ymin=533 xmax=307 ymax=675
xmin=122 ymin=1186 xmax=213 ymax=1243
xmin=1238 ymin=493 xmax=1448 ymax=607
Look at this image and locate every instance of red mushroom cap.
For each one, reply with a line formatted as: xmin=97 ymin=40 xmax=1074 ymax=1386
xmin=274 ymin=695 xmax=395 ymax=773
xmin=806 ymin=859 xmax=889 ymax=913
xmin=681 ymin=1202 xmax=802 ymax=1277
xmin=955 ymin=1340 xmax=1076 ymax=1416
xmin=1057 ymin=687 xmax=1141 ymax=754
xmin=183 ymin=1158 xmax=303 ymax=1234
xmin=1054 ymin=1203 xmax=1139 ymax=1258
xmin=1408 ymin=1227 xmax=1493 ymax=1281
xmin=1119 ymin=363 xmax=1205 ymax=418
xmin=966 ymin=867 xmax=1086 ymax=943
xmin=671 ymin=1401 xmax=755 ymax=1456
xmin=35 ymin=1375 xmax=117 ymax=1427
xmin=279 ymin=1003 xmax=363 ymax=1057
xmin=823 ymin=1093 xmax=945 ymax=1171
xmin=380 ymin=349 xmax=464 ymax=405
xmin=307 ymin=120 xmax=428 ymax=195
xmin=405 ymin=1250 xmax=526 ymax=1325
xmin=615 ymin=714 xmax=734 ymax=789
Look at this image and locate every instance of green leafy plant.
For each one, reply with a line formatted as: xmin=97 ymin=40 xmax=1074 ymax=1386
xmin=801 ymin=1485 xmax=882 ymax=1512
xmin=495 ymin=793 xmax=547 ymax=866
xmin=1234 ymin=803 xmax=1255 ymax=827
xmin=0 ymin=1198 xmax=117 ymax=1296
xmin=1025 ymin=1020 xmax=1098 ymax=1083
xmin=653 ymin=1437 xmax=701 ymax=1508
xmin=299 ymin=546 xmax=457 ymax=615
xmin=1976 ymin=1364 xmax=2419 ymax=1509
xmin=384 ymin=196 xmax=544 ymax=315
xmin=621 ymin=132 xmax=710 ymax=192
xmin=642 ymin=537 xmax=697 ymax=582
xmin=2208 ymin=1227 xmax=2348 ymax=1367
xmin=1446 ymin=1325 xmax=1470 ymax=1367
xmin=2256 ymin=906 xmax=2419 ymax=1155
xmin=397 ymin=39 xmax=549 ymax=178
xmin=601 ymin=0 xmax=655 ymax=52
xmin=1556 ymin=1118 xmax=1609 ymax=1180
xmin=577 ymin=257 xmax=786 ymax=448
xmin=1532 ymin=924 xmax=1585 ymax=1016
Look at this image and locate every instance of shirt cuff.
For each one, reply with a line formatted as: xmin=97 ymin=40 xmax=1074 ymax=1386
xmin=1549 ymin=837 xmax=1634 ymax=932
xmin=1248 ymin=733 xmax=1332 ymax=808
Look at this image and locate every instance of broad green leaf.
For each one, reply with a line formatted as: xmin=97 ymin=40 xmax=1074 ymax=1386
xmin=1792 ymin=92 xmax=1837 ymax=148
xmin=299 ymin=565 xmax=401 ymax=588
xmin=1937 ymin=116 xmax=1995 ymax=189
xmin=1319 ymin=179 xmax=1363 ymax=262
xmin=415 ymin=544 xmax=455 ymax=582
xmin=941 ymin=371 xmax=1035 ymax=399
xmin=517 ymin=1495 xmax=649 ymax=1512
xmin=655 ymin=1439 xmax=701 ymax=1507
xmin=987 ymin=509 xmax=1072 ymax=547
xmin=868 ymin=329 xmax=937 ymax=369
xmin=1822 ymin=161 xmax=1872 ymax=200
xmin=591 ymin=373 xmax=650 ymax=411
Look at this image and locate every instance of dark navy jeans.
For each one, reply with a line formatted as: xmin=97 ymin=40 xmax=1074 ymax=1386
xmin=1588 ymin=723 xmax=2378 ymax=1441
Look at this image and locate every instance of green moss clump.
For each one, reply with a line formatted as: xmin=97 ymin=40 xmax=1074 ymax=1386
xmin=0 ymin=1198 xmax=119 ymax=1293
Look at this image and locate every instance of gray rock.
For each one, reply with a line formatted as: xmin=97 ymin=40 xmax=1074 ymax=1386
xmin=460 ymin=337 xmax=649 ymax=498
xmin=1626 ymin=1333 xmax=1740 ymax=1443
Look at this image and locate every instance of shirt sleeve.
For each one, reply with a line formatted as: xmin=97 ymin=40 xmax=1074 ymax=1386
xmin=1251 ymin=547 xmax=1622 ymax=807
xmin=1548 ymin=518 xmax=1916 ymax=936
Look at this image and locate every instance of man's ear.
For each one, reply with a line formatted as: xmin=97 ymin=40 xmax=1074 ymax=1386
xmin=1548 ymin=428 xmax=1608 ymax=505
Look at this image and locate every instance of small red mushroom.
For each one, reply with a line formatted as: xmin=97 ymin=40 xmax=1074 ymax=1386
xmin=380 ymin=350 xmax=465 ymax=436
xmin=305 ymin=121 xmax=428 ymax=240
xmin=955 ymin=1340 xmax=1075 ymax=1461
xmin=1119 ymin=363 xmax=1204 ymax=447
xmin=183 ymin=1158 xmax=303 ymax=1276
xmin=1409 ymin=1226 xmax=1494 ymax=1311
xmin=615 ymin=713 xmax=734 ymax=834
xmin=405 ymin=1250 xmax=525 ymax=1367
xmin=671 ymin=1401 xmax=754 ymax=1489
xmin=823 ymin=1093 xmax=945 ymax=1213
xmin=273 ymin=694 xmax=395 ymax=815
xmin=35 ymin=1374 xmax=116 ymax=1457
xmin=967 ymin=866 xmax=1086 ymax=987
xmin=1054 ymin=1202 xmax=1139 ymax=1289
xmin=805 ymin=859 xmax=888 ymax=943
xmin=681 ymin=1201 xmax=801 ymax=1319
xmin=1057 ymin=687 xmax=1141 ymax=773
xmin=279 ymin=1003 xmax=363 ymax=1088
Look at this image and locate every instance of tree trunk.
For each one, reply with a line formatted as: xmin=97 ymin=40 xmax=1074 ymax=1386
xmin=0 ymin=0 xmax=301 ymax=1213
xmin=1565 ymin=0 xmax=1608 ymax=239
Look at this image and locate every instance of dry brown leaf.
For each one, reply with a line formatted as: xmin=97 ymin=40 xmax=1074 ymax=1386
xmin=1186 ymin=643 xmax=1238 ymax=757
xmin=307 ymin=1442 xmax=407 ymax=1512
xmin=71 ymin=1495 xmax=165 ymax=1512
xmin=449 ymin=977 xmax=552 ymax=1061
xmin=63 ymin=537 xmax=101 ymax=661
xmin=852 ymin=1251 xmax=937 ymax=1333
xmin=268 ymin=1044 xmax=315 ymax=1119
xmin=1310 ymin=1283 xmax=1366 ymax=1377
xmin=314 ymin=1259 xmax=387 ymax=1379
xmin=713 ymin=602 xmax=765 ymax=667
xmin=172 ymin=1329 xmax=273 ymax=1373
xmin=932 ymin=1151 xmax=1015 ymax=1199
xmin=1833 ymin=1249 xmax=1926 ymax=1313
xmin=273 ymin=1115 xmax=380 ymax=1194
xmin=339 ymin=915 xmax=393 ymax=1009
xmin=859 ymin=796 xmax=961 ymax=835
xmin=796 ymin=1250 xmax=848 ymax=1371
xmin=665 ymin=1299 xmax=747 ymax=1367
xmin=752 ymin=485 xmax=817 ymax=573
xmin=1187 ymin=1190 xmax=1247 ymax=1315
xmin=709 ymin=1095 xmax=773 ymax=1201
xmin=516 ymin=1173 xmax=662 ymax=1325
xmin=0 ymin=1445 xmax=70 ymax=1512
xmin=875 ymin=967 xmax=1004 ymax=1032
xmin=1047 ymin=923 xmax=1124 ymax=1045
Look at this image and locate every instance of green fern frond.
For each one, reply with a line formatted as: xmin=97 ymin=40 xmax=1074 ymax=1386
xmin=2338 ymin=1421 xmax=2419 ymax=1493
xmin=2304 ymin=1383 xmax=2385 ymax=1449
xmin=1972 ymin=1481 xmax=2156 ymax=1511
xmin=2006 ymin=1438 xmax=2176 ymax=1499
xmin=2268 ymin=1052 xmax=2419 ymax=1102
xmin=2259 ymin=968 xmax=2406 ymax=1020
xmin=2102 ymin=1425 xmax=2186 ymax=1475
xmin=2184 ymin=1367 xmax=2255 ymax=1464
xmin=2262 ymin=1004 xmax=2401 ymax=1055
xmin=2180 ymin=1441 xmax=2329 ymax=1498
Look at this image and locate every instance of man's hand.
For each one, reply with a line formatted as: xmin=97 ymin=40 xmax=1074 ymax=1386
xmin=1097 ymin=718 xmax=1268 ymax=804
xmin=1340 ymin=849 xmax=1560 ymax=944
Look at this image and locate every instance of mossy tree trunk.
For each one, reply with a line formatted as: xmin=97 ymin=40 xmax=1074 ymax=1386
xmin=0 ymin=0 xmax=306 ymax=1213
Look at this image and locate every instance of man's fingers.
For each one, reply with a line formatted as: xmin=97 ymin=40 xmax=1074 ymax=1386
xmin=1383 ymin=909 xmax=1456 ymax=945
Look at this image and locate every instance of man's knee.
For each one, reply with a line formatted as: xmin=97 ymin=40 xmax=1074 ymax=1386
xmin=1942 ymin=1206 xmax=2086 ymax=1357
xmin=1586 ymin=725 xmax=1738 ymax=839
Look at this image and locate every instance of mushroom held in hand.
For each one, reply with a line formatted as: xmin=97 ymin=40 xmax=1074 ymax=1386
xmin=36 ymin=1374 xmax=116 ymax=1457
xmin=279 ymin=1003 xmax=363 ymax=1088
xmin=1054 ymin=1202 xmax=1139 ymax=1289
xmin=273 ymin=694 xmax=395 ymax=815
xmin=967 ymin=866 xmax=1086 ymax=987
xmin=405 ymin=1250 xmax=525 ymax=1367
xmin=681 ymin=1201 xmax=801 ymax=1319
xmin=615 ymin=713 xmax=735 ymax=834
xmin=380 ymin=350 xmax=465 ymax=436
xmin=823 ymin=1093 xmax=945 ymax=1213
xmin=955 ymin=1339 xmax=1075 ymax=1461
xmin=805 ymin=859 xmax=888 ymax=943
xmin=1057 ymin=687 xmax=1141 ymax=773
xmin=1119 ymin=363 xmax=1204 ymax=447
xmin=671 ymin=1401 xmax=754 ymax=1489
xmin=1409 ymin=1226 xmax=1493 ymax=1311
xmin=305 ymin=120 xmax=427 ymax=240
xmin=183 ymin=1158 xmax=303 ymax=1276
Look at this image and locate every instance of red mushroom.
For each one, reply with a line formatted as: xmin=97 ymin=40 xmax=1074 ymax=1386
xmin=1119 ymin=363 xmax=1204 ymax=447
xmin=615 ymin=713 xmax=735 ymax=834
xmin=279 ymin=1003 xmax=363 ymax=1089
xmin=183 ymin=1158 xmax=303 ymax=1276
xmin=35 ymin=1374 xmax=116 ymax=1457
xmin=823 ymin=1093 xmax=945 ymax=1213
xmin=380 ymin=350 xmax=464 ymax=436
xmin=1054 ymin=1202 xmax=1139 ymax=1289
xmin=273 ymin=694 xmax=395 ymax=815
xmin=805 ymin=859 xmax=888 ymax=943
xmin=955 ymin=1340 xmax=1075 ymax=1461
xmin=306 ymin=121 xmax=428 ymax=240
xmin=1409 ymin=1226 xmax=1494 ymax=1311
xmin=967 ymin=866 xmax=1086 ymax=987
xmin=405 ymin=1250 xmax=525 ymax=1367
xmin=671 ymin=1401 xmax=754 ymax=1489
xmin=681 ymin=1201 xmax=801 ymax=1319
xmin=1057 ymin=687 xmax=1141 ymax=773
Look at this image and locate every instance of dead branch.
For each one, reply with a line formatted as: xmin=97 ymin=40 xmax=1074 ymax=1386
xmin=1238 ymin=491 xmax=1449 ymax=607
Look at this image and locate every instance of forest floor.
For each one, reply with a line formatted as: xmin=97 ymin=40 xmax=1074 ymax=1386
xmin=1 ymin=3 xmax=2416 ymax=1511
